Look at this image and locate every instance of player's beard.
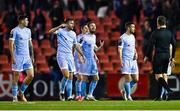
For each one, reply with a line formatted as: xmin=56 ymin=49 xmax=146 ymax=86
xmin=90 ymin=30 xmax=96 ymax=34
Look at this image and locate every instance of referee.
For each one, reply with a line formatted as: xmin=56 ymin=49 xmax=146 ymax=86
xmin=144 ymin=16 xmax=176 ymax=100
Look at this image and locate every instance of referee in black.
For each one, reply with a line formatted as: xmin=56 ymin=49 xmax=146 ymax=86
xmin=144 ymin=16 xmax=176 ymax=100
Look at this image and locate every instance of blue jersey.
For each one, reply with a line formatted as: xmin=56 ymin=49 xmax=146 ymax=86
xmin=81 ymin=33 xmax=96 ymax=59
xmin=118 ymin=33 xmax=136 ymax=60
xmin=56 ymin=28 xmax=77 ymax=54
xmin=9 ymin=26 xmax=31 ymax=56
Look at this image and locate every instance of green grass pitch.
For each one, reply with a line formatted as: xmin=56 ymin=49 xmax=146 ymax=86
xmin=1 ymin=100 xmax=180 ymax=110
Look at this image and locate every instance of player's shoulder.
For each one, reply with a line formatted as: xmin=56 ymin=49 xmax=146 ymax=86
xmin=120 ymin=33 xmax=127 ymax=39
xmin=25 ymin=27 xmax=31 ymax=31
xmin=10 ymin=26 xmax=18 ymax=34
xmin=69 ymin=30 xmax=76 ymax=37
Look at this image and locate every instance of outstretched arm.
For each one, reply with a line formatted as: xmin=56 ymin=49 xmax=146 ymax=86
xmin=94 ymin=40 xmax=104 ymax=51
xmin=48 ymin=23 xmax=66 ymax=34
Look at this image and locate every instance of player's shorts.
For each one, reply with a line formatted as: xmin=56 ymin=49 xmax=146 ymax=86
xmin=79 ymin=58 xmax=98 ymax=76
xmin=57 ymin=52 xmax=76 ymax=73
xmin=121 ymin=59 xmax=139 ymax=74
xmin=12 ymin=55 xmax=33 ymax=72
xmin=153 ymin=53 xmax=170 ymax=74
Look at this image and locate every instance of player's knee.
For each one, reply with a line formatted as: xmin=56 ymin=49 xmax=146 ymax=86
xmin=28 ymin=74 xmax=34 ymax=79
xmin=93 ymin=75 xmax=99 ymax=81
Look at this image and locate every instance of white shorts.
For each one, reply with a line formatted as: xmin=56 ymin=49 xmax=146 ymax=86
xmin=121 ymin=59 xmax=139 ymax=74
xmin=57 ymin=52 xmax=76 ymax=73
xmin=12 ymin=55 xmax=33 ymax=72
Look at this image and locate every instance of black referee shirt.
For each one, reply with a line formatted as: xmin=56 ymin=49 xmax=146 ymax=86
xmin=145 ymin=28 xmax=176 ymax=59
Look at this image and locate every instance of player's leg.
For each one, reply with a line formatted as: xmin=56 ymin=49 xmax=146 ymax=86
xmin=121 ymin=59 xmax=132 ymax=100
xmin=87 ymin=75 xmax=99 ymax=101
xmin=123 ymin=74 xmax=132 ymax=100
xmin=66 ymin=72 xmax=74 ymax=100
xmin=75 ymin=74 xmax=83 ymax=100
xmin=57 ymin=55 xmax=70 ymax=100
xmin=130 ymin=60 xmax=139 ymax=89
xmin=86 ymin=59 xmax=99 ymax=101
xmin=81 ymin=75 xmax=88 ymax=99
xmin=59 ymin=69 xmax=70 ymax=100
xmin=18 ymin=68 xmax=34 ymax=102
xmin=12 ymin=71 xmax=20 ymax=102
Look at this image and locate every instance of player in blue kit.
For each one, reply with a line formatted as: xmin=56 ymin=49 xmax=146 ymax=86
xmin=118 ymin=22 xmax=139 ymax=101
xmin=49 ymin=18 xmax=85 ymax=101
xmin=74 ymin=23 xmax=89 ymax=101
xmin=79 ymin=21 xmax=104 ymax=101
xmin=9 ymin=15 xmax=34 ymax=102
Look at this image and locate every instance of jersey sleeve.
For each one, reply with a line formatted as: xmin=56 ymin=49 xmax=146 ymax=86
xmin=9 ymin=29 xmax=17 ymax=41
xmin=118 ymin=36 xmax=124 ymax=48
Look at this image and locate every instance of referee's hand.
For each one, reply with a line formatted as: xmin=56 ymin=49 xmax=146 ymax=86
xmin=170 ymin=58 xmax=175 ymax=68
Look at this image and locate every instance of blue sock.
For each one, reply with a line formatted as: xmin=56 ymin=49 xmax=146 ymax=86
xmin=124 ymin=82 xmax=131 ymax=97
xmin=130 ymin=81 xmax=136 ymax=89
xmin=66 ymin=79 xmax=73 ymax=98
xmin=88 ymin=80 xmax=98 ymax=96
xmin=20 ymin=83 xmax=28 ymax=94
xmin=12 ymin=84 xmax=18 ymax=98
xmin=75 ymin=80 xmax=82 ymax=96
xmin=60 ymin=77 xmax=68 ymax=94
xmin=81 ymin=81 xmax=87 ymax=97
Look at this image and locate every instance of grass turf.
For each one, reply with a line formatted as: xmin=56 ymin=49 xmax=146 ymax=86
xmin=1 ymin=100 xmax=180 ymax=110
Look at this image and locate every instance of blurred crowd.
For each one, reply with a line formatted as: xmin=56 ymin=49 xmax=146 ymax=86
xmin=0 ymin=0 xmax=179 ymax=54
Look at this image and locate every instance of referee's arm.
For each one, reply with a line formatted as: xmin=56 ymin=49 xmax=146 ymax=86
xmin=144 ymin=31 xmax=156 ymax=62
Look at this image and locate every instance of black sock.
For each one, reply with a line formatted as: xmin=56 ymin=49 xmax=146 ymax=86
xmin=156 ymin=81 xmax=162 ymax=98
xmin=158 ymin=77 xmax=172 ymax=92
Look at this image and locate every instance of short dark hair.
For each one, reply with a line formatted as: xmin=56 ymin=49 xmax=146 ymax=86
xmin=125 ymin=22 xmax=134 ymax=30
xmin=64 ymin=17 xmax=74 ymax=23
xmin=157 ymin=16 xmax=166 ymax=26
xmin=18 ymin=14 xmax=28 ymax=21
xmin=87 ymin=21 xmax=95 ymax=27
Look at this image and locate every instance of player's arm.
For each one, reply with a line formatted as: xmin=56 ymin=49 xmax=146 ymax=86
xmin=94 ymin=40 xmax=104 ymax=51
xmin=118 ymin=38 xmax=123 ymax=67
xmin=94 ymin=52 xmax=99 ymax=63
xmin=9 ymin=39 xmax=15 ymax=64
xmin=74 ymin=44 xmax=86 ymax=63
xmin=9 ymin=30 xmax=15 ymax=64
xmin=29 ymin=40 xmax=34 ymax=63
xmin=133 ymin=48 xmax=138 ymax=60
xmin=48 ymin=23 xmax=66 ymax=34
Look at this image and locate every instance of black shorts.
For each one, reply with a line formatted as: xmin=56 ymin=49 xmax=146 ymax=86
xmin=153 ymin=53 xmax=170 ymax=74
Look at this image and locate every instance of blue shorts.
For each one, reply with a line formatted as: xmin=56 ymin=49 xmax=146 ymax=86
xmin=121 ymin=59 xmax=139 ymax=74
xmin=12 ymin=55 xmax=33 ymax=72
xmin=57 ymin=52 xmax=76 ymax=73
xmin=79 ymin=58 xmax=98 ymax=76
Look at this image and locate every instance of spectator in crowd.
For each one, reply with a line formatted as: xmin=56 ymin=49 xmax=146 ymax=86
xmin=3 ymin=6 xmax=18 ymax=32
xmin=33 ymin=8 xmax=46 ymax=42
xmin=49 ymin=0 xmax=64 ymax=27
xmin=48 ymin=49 xmax=62 ymax=88
xmin=0 ymin=24 xmax=3 ymax=54
xmin=142 ymin=19 xmax=152 ymax=59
